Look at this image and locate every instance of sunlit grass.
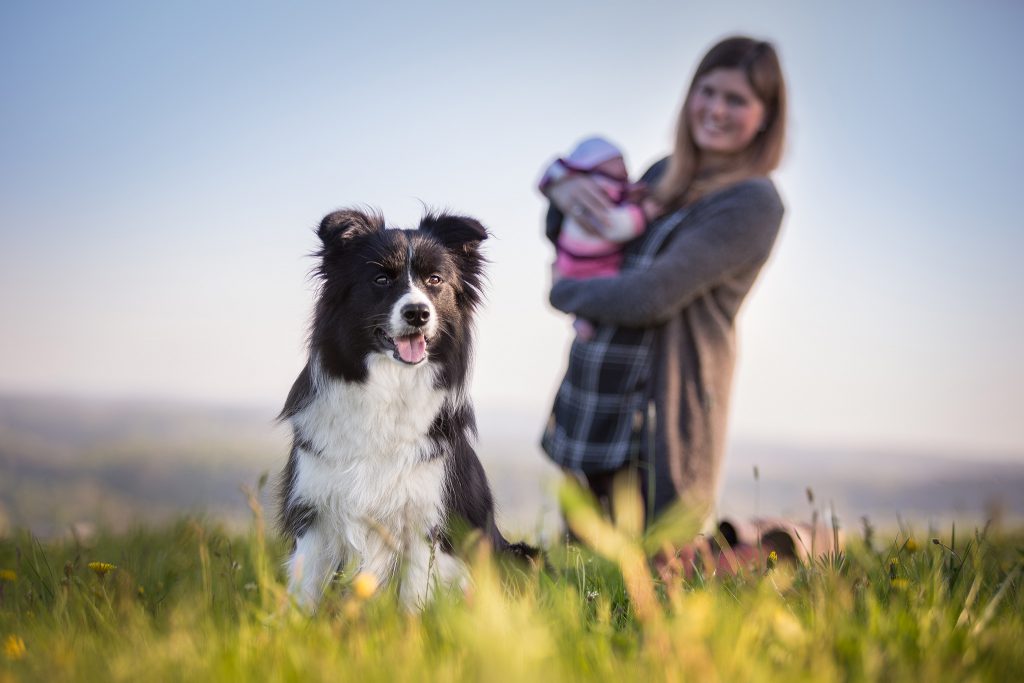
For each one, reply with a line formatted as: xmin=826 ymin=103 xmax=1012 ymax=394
xmin=0 ymin=481 xmax=1021 ymax=682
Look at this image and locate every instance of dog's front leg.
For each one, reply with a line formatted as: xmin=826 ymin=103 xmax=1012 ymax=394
xmin=399 ymin=534 xmax=437 ymax=611
xmin=287 ymin=524 xmax=341 ymax=610
xmin=357 ymin=525 xmax=401 ymax=593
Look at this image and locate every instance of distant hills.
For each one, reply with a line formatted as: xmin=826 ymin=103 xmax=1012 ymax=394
xmin=0 ymin=393 xmax=284 ymax=537
xmin=1 ymin=392 xmax=1021 ymax=538
xmin=720 ymin=440 xmax=1024 ymax=531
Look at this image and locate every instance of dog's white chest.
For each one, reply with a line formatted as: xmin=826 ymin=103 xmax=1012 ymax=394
xmin=298 ymin=357 xmax=445 ymax=461
xmin=289 ymin=357 xmax=449 ymax=552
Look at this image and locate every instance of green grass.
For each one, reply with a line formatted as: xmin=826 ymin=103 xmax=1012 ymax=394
xmin=0 ymin=486 xmax=1022 ymax=682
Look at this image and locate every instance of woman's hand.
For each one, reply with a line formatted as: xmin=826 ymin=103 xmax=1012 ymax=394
xmin=543 ymin=175 xmax=613 ymax=236
xmin=641 ymin=197 xmax=665 ymax=223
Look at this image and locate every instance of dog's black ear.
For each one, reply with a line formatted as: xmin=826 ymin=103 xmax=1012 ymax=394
xmin=418 ymin=213 xmax=489 ymax=252
xmin=419 ymin=212 xmax=489 ymax=308
xmin=317 ymin=209 xmax=384 ymax=248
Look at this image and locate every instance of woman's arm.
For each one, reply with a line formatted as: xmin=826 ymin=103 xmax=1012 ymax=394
xmin=549 ymin=179 xmax=783 ymax=327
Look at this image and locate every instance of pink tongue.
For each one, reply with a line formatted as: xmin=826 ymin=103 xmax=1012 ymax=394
xmin=396 ymin=333 xmax=427 ymax=363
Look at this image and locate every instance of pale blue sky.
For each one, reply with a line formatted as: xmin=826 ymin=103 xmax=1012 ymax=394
xmin=1 ymin=1 xmax=1022 ymax=459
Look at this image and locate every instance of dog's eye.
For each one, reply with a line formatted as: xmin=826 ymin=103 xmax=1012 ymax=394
xmin=374 ymin=274 xmax=390 ymax=287
xmin=426 ymin=274 xmax=443 ymax=286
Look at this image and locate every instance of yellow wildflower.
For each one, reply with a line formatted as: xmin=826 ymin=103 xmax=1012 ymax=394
xmin=351 ymin=572 xmax=379 ymax=600
xmin=767 ymin=550 xmax=778 ymax=571
xmin=905 ymin=538 xmax=918 ymax=553
xmin=3 ymin=635 xmax=26 ymax=661
xmin=87 ymin=562 xmax=116 ymax=577
xmin=0 ymin=570 xmax=15 ymax=582
xmin=890 ymin=577 xmax=910 ymax=591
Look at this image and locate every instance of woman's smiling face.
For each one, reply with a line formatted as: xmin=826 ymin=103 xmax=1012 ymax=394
xmin=688 ymin=67 xmax=766 ymax=162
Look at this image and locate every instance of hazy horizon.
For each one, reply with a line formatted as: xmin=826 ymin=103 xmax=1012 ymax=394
xmin=2 ymin=391 xmax=1021 ymax=539
xmin=2 ymin=387 xmax=1022 ymax=467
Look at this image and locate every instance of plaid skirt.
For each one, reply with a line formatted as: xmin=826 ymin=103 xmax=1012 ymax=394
xmin=541 ymin=323 xmax=653 ymax=473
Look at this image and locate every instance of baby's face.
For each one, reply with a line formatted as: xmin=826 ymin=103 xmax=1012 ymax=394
xmin=593 ymin=157 xmax=629 ymax=183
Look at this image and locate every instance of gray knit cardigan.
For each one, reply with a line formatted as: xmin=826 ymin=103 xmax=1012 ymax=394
xmin=548 ymin=169 xmax=784 ymax=519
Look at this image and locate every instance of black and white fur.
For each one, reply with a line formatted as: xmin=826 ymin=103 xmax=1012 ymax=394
xmin=278 ymin=208 xmax=534 ymax=609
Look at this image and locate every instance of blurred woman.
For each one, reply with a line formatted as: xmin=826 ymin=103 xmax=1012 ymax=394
xmin=541 ymin=36 xmax=787 ymax=530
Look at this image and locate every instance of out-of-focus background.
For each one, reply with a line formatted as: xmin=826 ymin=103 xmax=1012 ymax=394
xmin=2 ymin=1 xmax=1022 ymax=539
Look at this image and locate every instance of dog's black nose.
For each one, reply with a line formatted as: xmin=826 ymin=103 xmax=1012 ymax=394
xmin=402 ymin=303 xmax=431 ymax=327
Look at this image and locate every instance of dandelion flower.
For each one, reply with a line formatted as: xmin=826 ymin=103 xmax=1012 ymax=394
xmin=0 ymin=570 xmax=16 ymax=583
xmin=767 ymin=550 xmax=779 ymax=570
xmin=3 ymin=635 xmax=26 ymax=661
xmin=888 ymin=557 xmax=899 ymax=580
xmin=890 ymin=577 xmax=910 ymax=591
xmin=351 ymin=572 xmax=379 ymax=600
xmin=905 ymin=538 xmax=918 ymax=553
xmin=87 ymin=562 xmax=116 ymax=578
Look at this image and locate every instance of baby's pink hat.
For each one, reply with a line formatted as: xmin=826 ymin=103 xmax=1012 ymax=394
xmin=562 ymin=136 xmax=624 ymax=171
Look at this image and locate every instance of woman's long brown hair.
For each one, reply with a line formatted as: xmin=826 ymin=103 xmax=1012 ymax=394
xmin=654 ymin=36 xmax=787 ymax=209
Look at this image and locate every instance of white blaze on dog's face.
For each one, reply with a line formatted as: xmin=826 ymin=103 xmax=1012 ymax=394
xmin=381 ymin=246 xmax=440 ymax=365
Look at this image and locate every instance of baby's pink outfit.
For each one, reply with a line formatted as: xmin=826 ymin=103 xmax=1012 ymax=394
xmin=554 ymin=174 xmax=646 ymax=278
xmin=540 ymin=137 xmax=647 ymax=340
xmin=539 ymin=137 xmax=647 ymax=279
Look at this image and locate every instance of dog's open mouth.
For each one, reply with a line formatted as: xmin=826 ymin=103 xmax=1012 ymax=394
xmin=376 ymin=328 xmax=429 ymax=365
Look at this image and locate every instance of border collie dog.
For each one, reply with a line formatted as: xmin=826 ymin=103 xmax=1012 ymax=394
xmin=278 ymin=208 xmax=533 ymax=609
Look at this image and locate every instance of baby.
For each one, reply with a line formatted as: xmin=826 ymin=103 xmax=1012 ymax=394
xmin=539 ymin=136 xmax=649 ymax=338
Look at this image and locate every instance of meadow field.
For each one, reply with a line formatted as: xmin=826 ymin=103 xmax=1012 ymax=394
xmin=1 ymin=480 xmax=1021 ymax=683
